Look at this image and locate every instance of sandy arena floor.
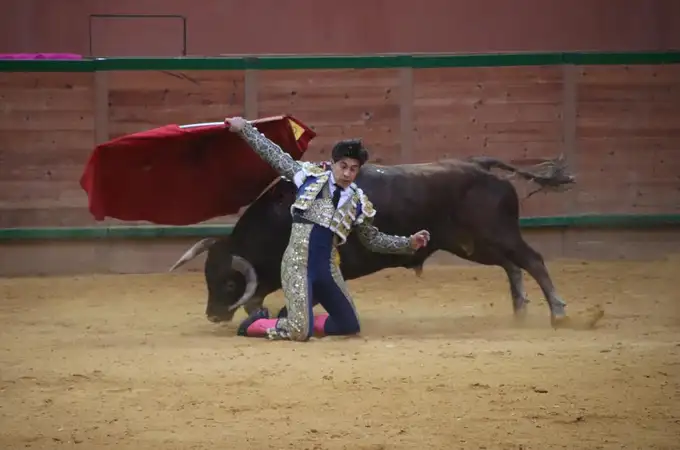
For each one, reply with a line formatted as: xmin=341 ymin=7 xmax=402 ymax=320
xmin=1 ymin=258 xmax=679 ymax=450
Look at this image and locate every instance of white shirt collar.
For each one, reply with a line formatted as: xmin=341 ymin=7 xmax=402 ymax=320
xmin=329 ymin=170 xmax=356 ymax=192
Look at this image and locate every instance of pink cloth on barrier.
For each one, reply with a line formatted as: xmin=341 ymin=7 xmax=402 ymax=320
xmin=0 ymin=53 xmax=82 ymax=59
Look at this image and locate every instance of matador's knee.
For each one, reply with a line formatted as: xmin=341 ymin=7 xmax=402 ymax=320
xmin=288 ymin=327 xmax=312 ymax=342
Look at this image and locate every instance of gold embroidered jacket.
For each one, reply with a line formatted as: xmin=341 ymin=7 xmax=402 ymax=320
xmin=237 ymin=122 xmax=414 ymax=254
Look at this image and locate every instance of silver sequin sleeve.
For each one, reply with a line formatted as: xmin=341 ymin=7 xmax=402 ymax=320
xmin=237 ymin=122 xmax=302 ymax=181
xmin=355 ymin=221 xmax=415 ymax=255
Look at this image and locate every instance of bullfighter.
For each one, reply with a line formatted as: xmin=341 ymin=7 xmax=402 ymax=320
xmin=224 ymin=117 xmax=431 ymax=341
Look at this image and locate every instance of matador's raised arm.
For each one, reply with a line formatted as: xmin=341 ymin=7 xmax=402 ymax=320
xmin=236 ymin=122 xmax=302 ymax=181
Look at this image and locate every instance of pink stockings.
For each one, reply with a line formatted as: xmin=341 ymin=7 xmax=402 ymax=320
xmin=245 ymin=313 xmax=329 ymax=338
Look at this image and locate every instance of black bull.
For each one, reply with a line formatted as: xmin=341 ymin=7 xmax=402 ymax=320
xmin=170 ymin=156 xmax=575 ymax=326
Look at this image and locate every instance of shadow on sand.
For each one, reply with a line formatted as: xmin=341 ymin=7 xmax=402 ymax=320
xmin=183 ymin=304 xmax=606 ymax=341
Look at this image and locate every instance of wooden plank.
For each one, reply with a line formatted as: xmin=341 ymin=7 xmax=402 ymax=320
xmin=0 ymin=130 xmax=93 ymax=154
xmin=415 ymin=66 xmax=562 ymax=84
xmin=482 ymin=122 xmax=562 ymax=142
xmin=574 ymin=186 xmax=680 ymax=215
xmin=561 ymin=64 xmax=578 ymax=213
xmin=256 ymin=104 xmax=401 ymax=125
xmin=399 ymin=67 xmax=413 ymax=163
xmin=577 ymin=123 xmax=680 ymax=139
xmin=0 ymin=181 xmax=87 ymax=206
xmin=575 ymin=62 xmax=680 ymax=178
xmin=413 ymin=66 xmax=564 ymax=168
xmin=0 ymin=72 xmax=97 ymax=228
xmin=0 ymin=88 xmax=94 ymax=112
xmin=577 ymin=101 xmax=680 ymax=118
xmin=0 ymin=72 xmax=96 ymax=156
xmin=94 ymin=71 xmax=109 ymax=145
xmin=577 ymin=65 xmax=680 ymax=84
xmin=575 ymin=190 xmax=638 ymax=214
xmin=578 ymin=84 xmax=680 ymax=102
xmin=414 ymin=83 xmax=563 ymax=105
xmin=109 ymin=104 xmax=245 ymax=124
xmin=572 ymin=130 xmax=679 ymax=215
xmin=244 ymin=69 xmax=258 ymax=119
xmin=574 ymin=136 xmax=680 ymax=151
xmin=0 ymin=110 xmax=94 ymax=131
xmin=577 ymin=141 xmax=656 ymax=167
xmin=257 ymin=68 xmax=401 ymax=164
xmin=0 ymin=207 xmax=99 ymax=228
xmin=415 ymin=103 xmax=562 ymax=124
xmin=0 ymin=72 xmax=94 ymax=89
xmin=108 ymin=70 xmax=246 ymax=138
xmin=517 ymin=192 xmax=571 ymax=217
xmin=631 ymin=185 xmax=680 ymax=211
xmin=107 ymin=70 xmax=246 ymax=90
xmin=0 ymin=164 xmax=86 ymax=182
xmin=653 ymin=147 xmax=680 ymax=178
xmin=482 ymin=141 xmax=564 ymax=159
xmin=108 ymin=88 xmax=247 ymax=107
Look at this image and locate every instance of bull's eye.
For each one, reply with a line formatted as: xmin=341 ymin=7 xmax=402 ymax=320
xmin=225 ymin=281 xmax=236 ymax=292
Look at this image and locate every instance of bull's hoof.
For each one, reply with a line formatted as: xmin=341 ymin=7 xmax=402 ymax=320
xmin=277 ymin=306 xmax=288 ymax=319
xmin=513 ymin=306 xmax=529 ymax=322
xmin=550 ymin=314 xmax=571 ymax=329
xmin=550 ymin=305 xmax=605 ymax=330
xmin=582 ymin=304 xmax=605 ymax=328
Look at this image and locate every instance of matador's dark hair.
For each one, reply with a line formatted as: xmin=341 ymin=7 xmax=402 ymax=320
xmin=331 ymin=139 xmax=369 ymax=166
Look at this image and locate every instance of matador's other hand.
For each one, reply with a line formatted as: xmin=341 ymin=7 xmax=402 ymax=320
xmin=410 ymin=230 xmax=430 ymax=249
xmin=224 ymin=116 xmax=247 ymax=132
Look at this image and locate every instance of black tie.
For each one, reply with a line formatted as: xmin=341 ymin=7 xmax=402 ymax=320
xmin=332 ymin=184 xmax=342 ymax=209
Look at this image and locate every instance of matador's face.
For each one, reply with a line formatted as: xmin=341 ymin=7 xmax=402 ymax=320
xmin=331 ymin=157 xmax=361 ymax=189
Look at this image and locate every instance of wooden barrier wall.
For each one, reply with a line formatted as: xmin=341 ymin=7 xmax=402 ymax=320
xmin=1 ymin=54 xmax=680 ymax=232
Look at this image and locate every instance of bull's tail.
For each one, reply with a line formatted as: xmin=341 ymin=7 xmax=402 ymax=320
xmin=468 ymin=154 xmax=575 ymax=198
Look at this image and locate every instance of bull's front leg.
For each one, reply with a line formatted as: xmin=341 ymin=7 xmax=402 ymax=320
xmin=242 ymin=296 xmax=265 ymax=315
xmin=241 ymin=284 xmax=276 ymax=315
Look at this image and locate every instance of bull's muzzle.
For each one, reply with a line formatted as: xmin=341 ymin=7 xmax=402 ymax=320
xmin=206 ymin=312 xmax=235 ymax=323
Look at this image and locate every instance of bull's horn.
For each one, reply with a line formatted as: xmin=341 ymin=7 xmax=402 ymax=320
xmin=168 ymin=237 xmax=218 ymax=272
xmin=227 ymin=255 xmax=258 ymax=311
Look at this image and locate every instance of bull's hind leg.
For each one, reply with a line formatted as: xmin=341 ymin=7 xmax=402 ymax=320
xmin=505 ymin=236 xmax=569 ymax=324
xmin=501 ymin=262 xmax=529 ymax=317
xmin=439 ymin=232 xmax=529 ymax=318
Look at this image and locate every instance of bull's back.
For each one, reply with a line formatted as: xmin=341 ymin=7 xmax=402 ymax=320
xmin=357 ymin=161 xmax=484 ymax=227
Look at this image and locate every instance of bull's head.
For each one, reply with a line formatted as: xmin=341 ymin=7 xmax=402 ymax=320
xmin=169 ymin=237 xmax=258 ymax=323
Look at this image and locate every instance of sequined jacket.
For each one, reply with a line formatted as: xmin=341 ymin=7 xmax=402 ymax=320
xmin=237 ymin=122 xmax=414 ymax=254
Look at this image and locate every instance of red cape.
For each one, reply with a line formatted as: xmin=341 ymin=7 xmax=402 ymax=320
xmin=80 ymin=115 xmax=316 ymax=225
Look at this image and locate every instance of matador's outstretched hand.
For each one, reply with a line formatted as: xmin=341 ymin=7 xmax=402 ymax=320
xmin=225 ymin=117 xmax=248 ymax=132
xmin=409 ymin=230 xmax=430 ymax=250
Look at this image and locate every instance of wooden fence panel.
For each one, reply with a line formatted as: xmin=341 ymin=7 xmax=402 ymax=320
xmin=1 ymin=57 xmax=678 ymax=229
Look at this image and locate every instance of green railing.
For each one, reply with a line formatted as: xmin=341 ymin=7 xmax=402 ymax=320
xmin=1 ymin=51 xmax=680 ymax=72
xmin=2 ymin=50 xmax=679 ymax=242
xmin=1 ymin=214 xmax=679 ymax=241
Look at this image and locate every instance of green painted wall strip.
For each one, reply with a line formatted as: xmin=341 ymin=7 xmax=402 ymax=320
xmin=1 ymin=214 xmax=679 ymax=241
xmin=0 ymin=225 xmax=235 ymax=240
xmin=0 ymin=59 xmax=98 ymax=72
xmin=1 ymin=51 xmax=679 ymax=72
xmin=564 ymin=51 xmax=680 ymax=65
